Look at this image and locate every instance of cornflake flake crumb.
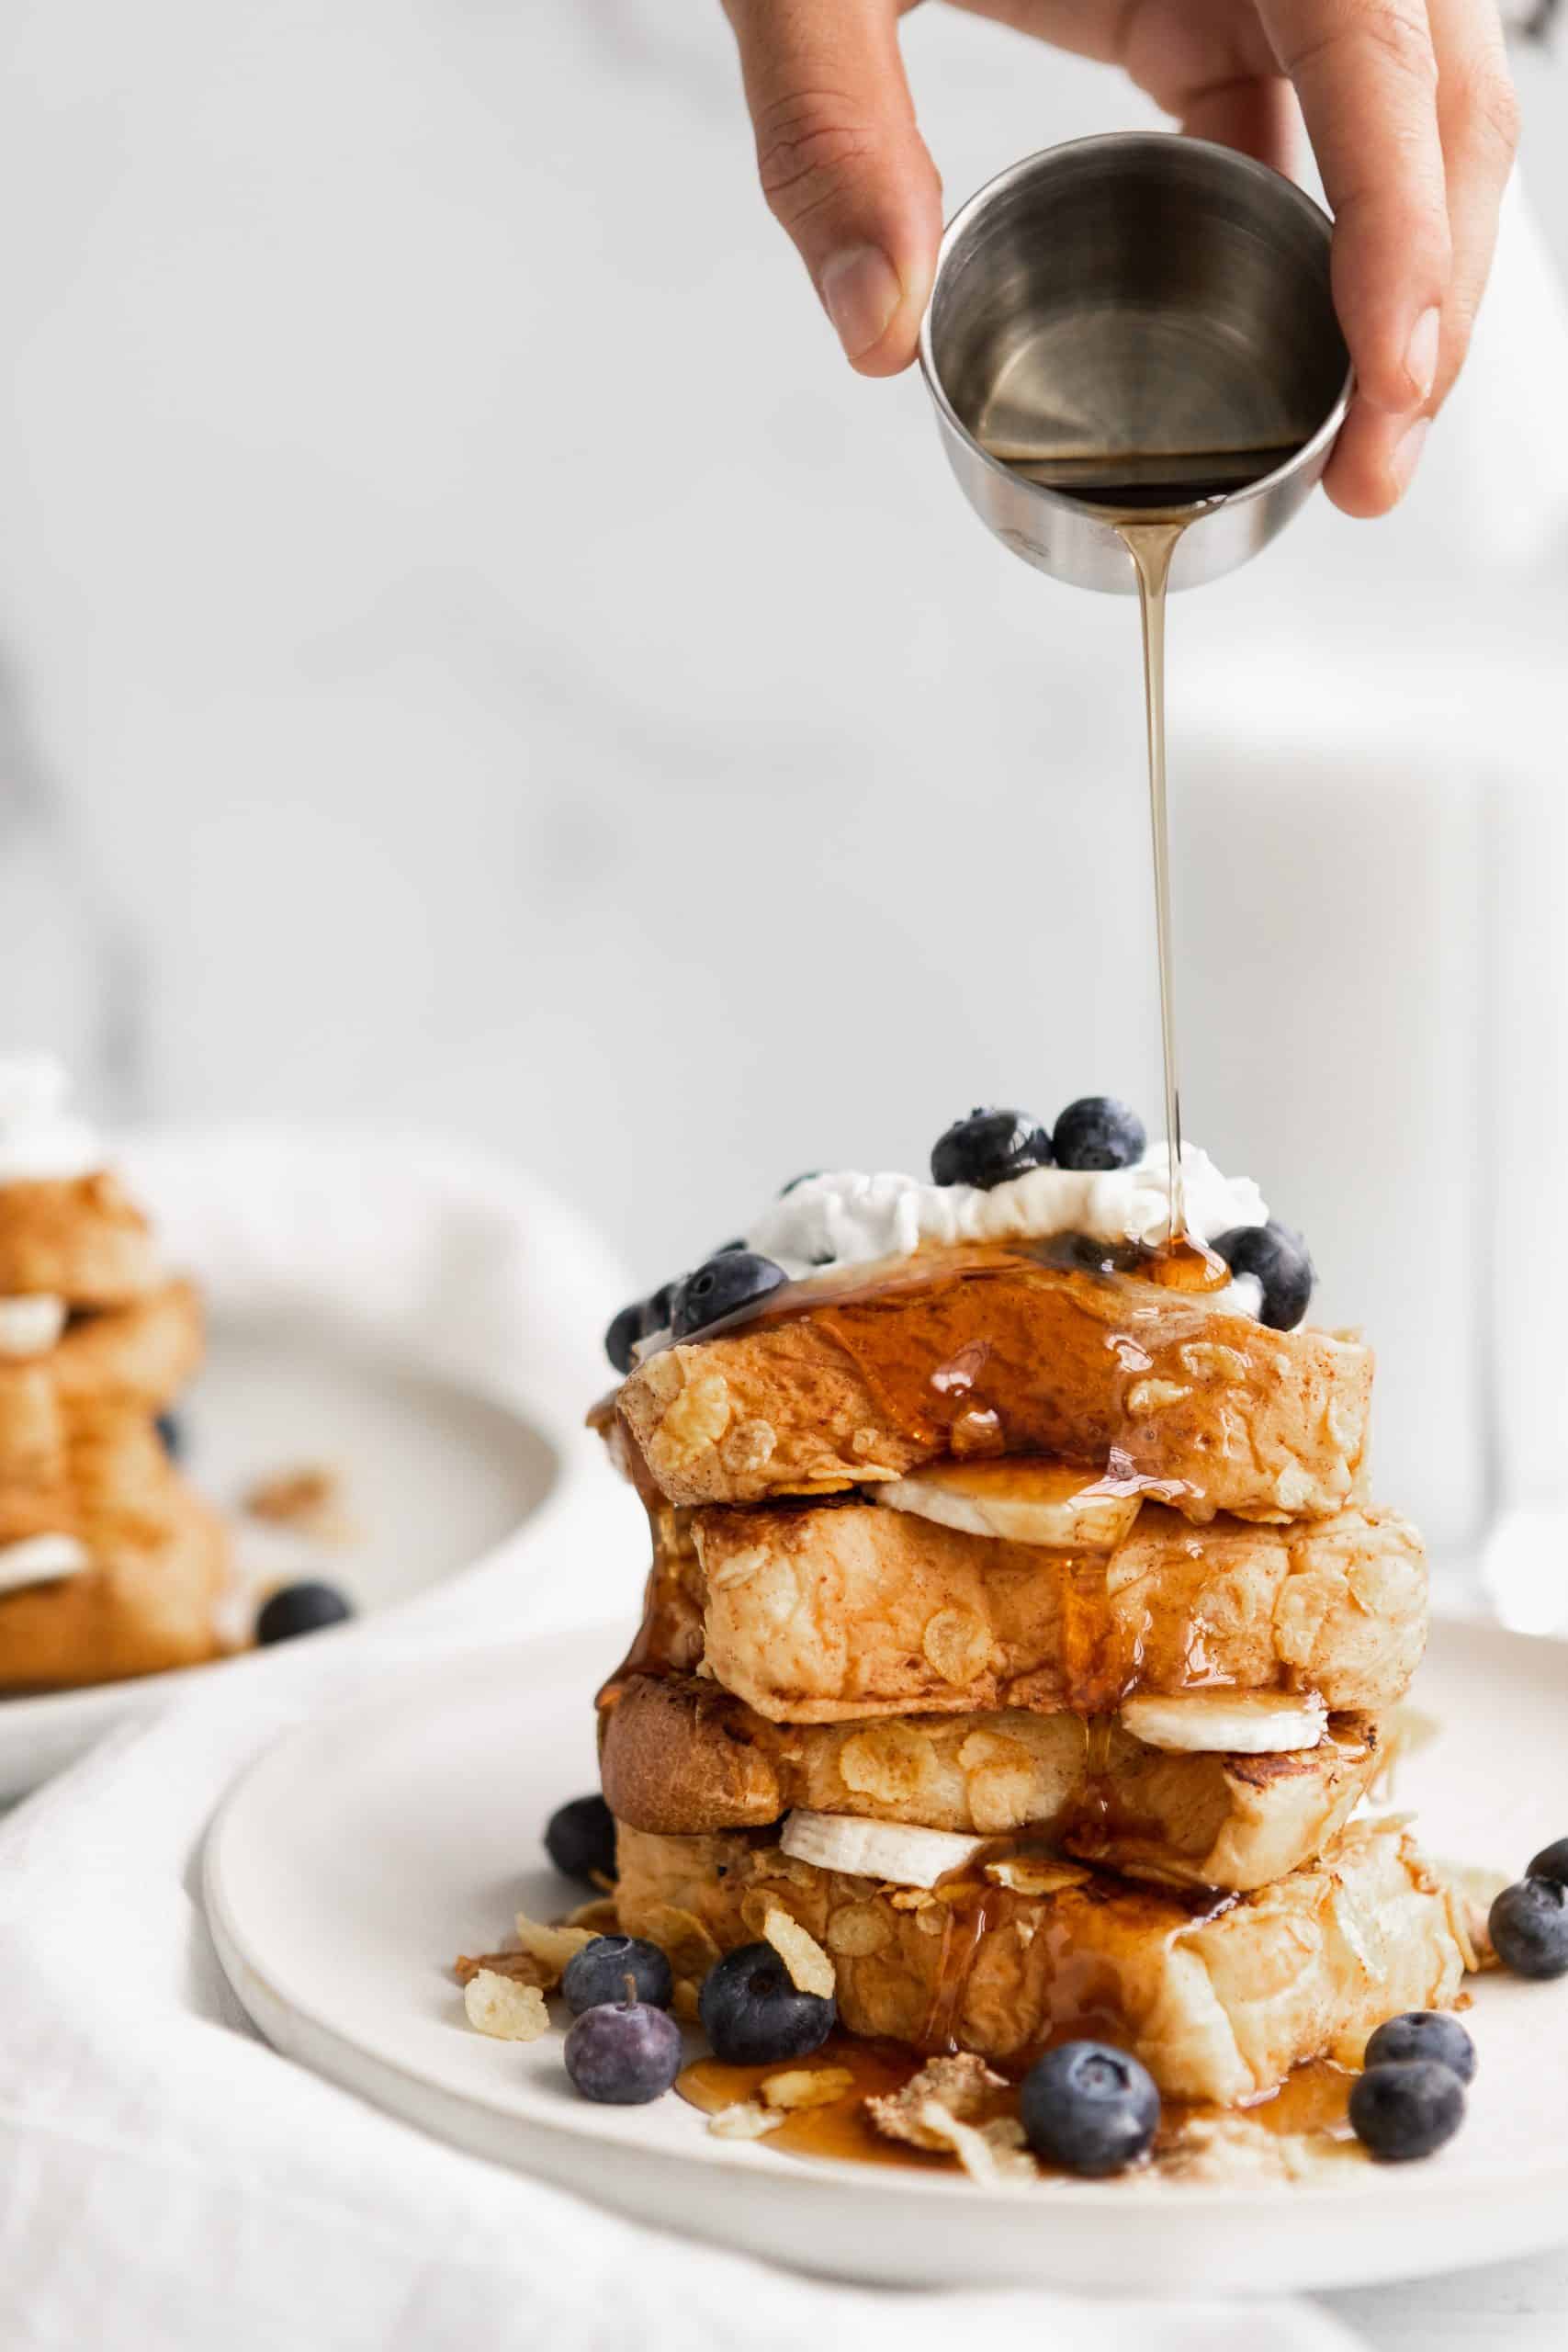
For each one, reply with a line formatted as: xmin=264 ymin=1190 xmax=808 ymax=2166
xmin=671 ymin=1979 xmax=704 ymax=2025
xmin=563 ymin=1896 xmax=620 ymax=1935
xmin=762 ymin=1907 xmax=836 ymax=2000
xmin=243 ymin=1464 xmax=358 ymax=1544
xmin=454 ymin=1948 xmax=550 ymax=1989
xmin=463 ymin=1972 xmax=550 ymax=2041
xmin=707 ymin=2101 xmax=784 ymax=2142
xmin=513 ymin=1910 xmax=597 ymax=1988
xmin=760 ymin=2066 xmax=855 ymax=2112
xmin=865 ymin=2052 xmax=1008 ymax=2151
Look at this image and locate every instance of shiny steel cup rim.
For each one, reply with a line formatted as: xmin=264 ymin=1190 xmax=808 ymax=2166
xmin=917 ymin=131 xmax=1355 ymax=532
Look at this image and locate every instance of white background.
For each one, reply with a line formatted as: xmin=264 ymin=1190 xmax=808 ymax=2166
xmin=0 ymin=2 xmax=1563 ymax=1551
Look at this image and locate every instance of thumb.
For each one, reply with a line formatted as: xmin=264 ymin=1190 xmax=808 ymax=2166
xmin=722 ymin=0 xmax=942 ymax=375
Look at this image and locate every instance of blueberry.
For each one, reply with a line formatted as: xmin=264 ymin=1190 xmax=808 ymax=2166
xmin=670 ymin=1252 xmax=786 ymax=1340
xmin=604 ymin=1302 xmax=644 ymax=1376
xmin=603 ymin=1282 xmax=677 ymax=1375
xmin=561 ymin=1935 xmax=672 ymax=2015
xmin=1052 ymin=1096 xmax=1147 ymax=1172
xmin=1490 ymin=1875 xmax=1568 ymax=1979
xmin=1349 ymin=2059 xmax=1466 ymax=2162
xmin=154 ymin=1410 xmax=184 ymax=1460
xmin=1364 ymin=2011 xmax=1476 ymax=2085
xmin=930 ymin=1108 xmax=1054 ymax=1192
xmin=1527 ymin=1838 xmax=1568 ymax=1886
xmin=564 ymin=1989 xmax=682 ymax=2105
xmin=1213 ymin=1220 xmax=1315 ymax=1330
xmin=545 ymin=1792 xmax=617 ymax=1887
xmin=1018 ymin=2040 xmax=1160 ymax=2177
xmin=254 ymin=1581 xmax=354 ymax=1645
xmin=697 ymin=1941 xmax=836 ymax=2064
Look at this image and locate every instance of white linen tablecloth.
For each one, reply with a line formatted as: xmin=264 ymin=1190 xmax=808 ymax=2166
xmin=0 ymin=1130 xmax=1358 ymax=2352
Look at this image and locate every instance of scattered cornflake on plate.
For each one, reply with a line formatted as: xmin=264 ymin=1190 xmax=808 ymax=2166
xmin=243 ymin=1463 xmax=360 ymax=1545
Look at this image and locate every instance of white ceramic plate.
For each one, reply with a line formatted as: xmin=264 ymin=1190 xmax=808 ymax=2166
xmin=0 ymin=1310 xmax=561 ymax=1797
xmin=205 ymin=1617 xmax=1568 ymax=2299
xmin=0 ymin=1126 xmax=629 ymax=1799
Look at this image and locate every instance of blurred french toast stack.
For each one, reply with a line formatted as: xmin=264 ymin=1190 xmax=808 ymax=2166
xmin=0 ymin=1057 xmax=227 ymax=1689
xmin=593 ymin=1102 xmax=1474 ymax=2107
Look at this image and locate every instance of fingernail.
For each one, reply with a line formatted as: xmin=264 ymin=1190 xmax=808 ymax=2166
xmin=819 ymin=245 xmax=902 ymax=360
xmin=1392 ymin=415 xmax=1429 ymax=499
xmin=1404 ymin=308 xmax=1441 ymax=404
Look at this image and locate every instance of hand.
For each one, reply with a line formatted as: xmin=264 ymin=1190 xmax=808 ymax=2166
xmin=719 ymin=0 xmax=1519 ymax=516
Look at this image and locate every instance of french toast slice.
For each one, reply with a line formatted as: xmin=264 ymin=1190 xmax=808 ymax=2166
xmin=0 ymin=1282 xmax=204 ymax=1488
xmin=615 ymin=1815 xmax=1470 ymax=2104
xmin=613 ymin=1250 xmax=1371 ymax=1520
xmin=601 ymin=1674 xmax=1384 ymax=1893
xmin=0 ymin=1169 xmax=161 ymax=1306
xmin=0 ymin=1420 xmax=228 ymax=1687
xmin=622 ymin=1496 xmax=1426 ymax=1722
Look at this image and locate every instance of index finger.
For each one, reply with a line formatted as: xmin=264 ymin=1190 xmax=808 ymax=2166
xmin=1259 ymin=0 xmax=1453 ymax=414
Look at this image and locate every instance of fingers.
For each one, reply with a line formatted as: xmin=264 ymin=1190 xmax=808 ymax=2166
xmin=1424 ymin=0 xmax=1518 ymax=409
xmin=721 ymin=0 xmax=942 ymax=375
xmin=1261 ymin=0 xmax=1453 ymax=424
xmin=1313 ymin=0 xmax=1518 ymax=515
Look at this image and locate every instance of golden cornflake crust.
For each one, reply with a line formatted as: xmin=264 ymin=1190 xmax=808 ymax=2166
xmin=600 ymin=1674 xmax=1387 ymax=1894
xmin=613 ymin=1254 xmax=1371 ymax=1521
xmin=685 ymin=1498 xmax=1426 ymax=1724
xmin=616 ymin=1817 xmax=1468 ymax=2106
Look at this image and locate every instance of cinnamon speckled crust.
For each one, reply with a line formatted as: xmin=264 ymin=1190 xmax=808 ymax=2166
xmin=615 ymin=1817 xmax=1469 ymax=2103
xmin=613 ymin=1256 xmax=1372 ymax=1520
xmin=0 ymin=1282 xmax=203 ymax=1489
xmin=600 ymin=1674 xmax=1384 ymax=1893
xmin=0 ymin=1424 xmax=227 ymax=1689
xmin=682 ymin=1497 xmax=1426 ymax=1723
xmin=0 ymin=1171 xmax=160 ymax=1306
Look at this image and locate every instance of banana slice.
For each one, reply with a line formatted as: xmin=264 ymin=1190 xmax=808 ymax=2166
xmin=1120 ymin=1690 xmax=1327 ymax=1755
xmin=780 ymin=1810 xmax=986 ymax=1888
xmin=0 ymin=1295 xmax=66 ymax=1359
xmin=876 ymin=1458 xmax=1142 ymax=1551
xmin=0 ymin=1533 xmax=90 ymax=1597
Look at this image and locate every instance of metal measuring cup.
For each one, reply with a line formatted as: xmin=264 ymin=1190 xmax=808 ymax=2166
xmin=918 ymin=134 xmax=1353 ymax=594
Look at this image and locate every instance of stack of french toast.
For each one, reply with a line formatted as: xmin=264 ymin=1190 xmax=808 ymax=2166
xmin=0 ymin=1058 xmax=227 ymax=1690
xmin=594 ymin=1110 xmax=1472 ymax=2107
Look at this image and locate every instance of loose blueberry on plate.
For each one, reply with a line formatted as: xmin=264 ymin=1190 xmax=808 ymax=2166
xmin=544 ymin=1792 xmax=617 ymax=1886
xmin=1020 ymin=2041 xmax=1159 ymax=2177
xmin=697 ymin=1942 xmax=836 ymax=2064
xmin=254 ymin=1581 xmax=354 ymax=1645
xmin=564 ymin=1982 xmax=682 ymax=2105
xmin=1213 ymin=1219 xmax=1315 ymax=1330
xmin=1052 ymin=1096 xmax=1146 ymax=1172
xmin=1363 ymin=2010 xmax=1476 ymax=2084
xmin=1527 ymin=1837 xmax=1568 ymax=1886
xmin=671 ymin=1251 xmax=787 ymax=1340
xmin=1348 ymin=2059 xmax=1466 ymax=2162
xmin=1489 ymin=1874 xmax=1568 ymax=1979
xmin=154 ymin=1410 xmax=184 ymax=1459
xmin=561 ymin=1935 xmax=673 ymax=2016
xmin=930 ymin=1107 xmax=1054 ymax=1191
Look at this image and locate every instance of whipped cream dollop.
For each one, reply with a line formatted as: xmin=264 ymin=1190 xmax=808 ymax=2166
xmin=0 ymin=1055 xmax=102 ymax=1185
xmin=745 ymin=1145 xmax=1268 ymax=1282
